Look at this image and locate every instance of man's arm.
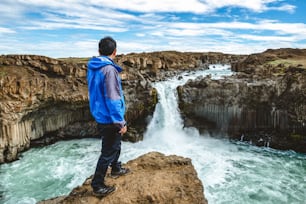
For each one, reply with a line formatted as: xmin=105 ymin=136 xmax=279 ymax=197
xmin=103 ymin=66 xmax=126 ymax=129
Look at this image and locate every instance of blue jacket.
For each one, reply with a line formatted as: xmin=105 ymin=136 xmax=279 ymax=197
xmin=87 ymin=56 xmax=126 ymax=128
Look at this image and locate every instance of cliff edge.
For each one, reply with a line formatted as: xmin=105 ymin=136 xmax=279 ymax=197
xmin=38 ymin=152 xmax=208 ymax=204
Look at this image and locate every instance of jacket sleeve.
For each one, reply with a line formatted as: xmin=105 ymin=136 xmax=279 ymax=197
xmin=104 ymin=66 xmax=126 ymax=127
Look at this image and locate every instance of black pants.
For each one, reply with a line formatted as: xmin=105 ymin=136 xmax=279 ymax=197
xmin=91 ymin=124 xmax=122 ymax=189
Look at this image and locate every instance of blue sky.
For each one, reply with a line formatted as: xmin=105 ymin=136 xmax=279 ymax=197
xmin=0 ymin=0 xmax=305 ymax=58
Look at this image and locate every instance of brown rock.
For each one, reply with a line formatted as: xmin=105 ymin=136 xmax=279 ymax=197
xmin=231 ymin=48 xmax=306 ymax=77
xmin=39 ymin=152 xmax=207 ymax=204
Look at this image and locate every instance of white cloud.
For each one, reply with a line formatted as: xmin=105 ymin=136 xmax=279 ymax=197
xmin=23 ymin=21 xmax=128 ymax=32
xmin=257 ymin=22 xmax=306 ymax=36
xmin=4 ymin=0 xmax=295 ymax=17
xmin=165 ymin=21 xmax=306 ymax=38
xmin=0 ymin=39 xmax=97 ymax=58
xmin=2 ymin=0 xmax=137 ymax=32
xmin=201 ymin=0 xmax=296 ymax=13
xmin=270 ymin=4 xmax=296 ymax=13
xmin=239 ymin=34 xmax=296 ymax=42
xmin=94 ymin=0 xmax=210 ymax=13
xmin=2 ymin=0 xmax=299 ymax=35
xmin=203 ymin=0 xmax=267 ymax=12
xmin=119 ymin=41 xmax=161 ymax=54
xmin=0 ymin=27 xmax=15 ymax=34
xmin=165 ymin=28 xmax=232 ymax=37
xmin=0 ymin=1 xmax=25 ymax=20
xmin=116 ymin=35 xmax=295 ymax=55
xmin=90 ymin=0 xmax=296 ymax=14
xmin=151 ymin=31 xmax=164 ymax=37
xmin=135 ymin=33 xmax=145 ymax=37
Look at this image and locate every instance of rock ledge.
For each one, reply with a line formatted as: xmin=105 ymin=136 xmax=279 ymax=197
xmin=39 ymin=152 xmax=207 ymax=204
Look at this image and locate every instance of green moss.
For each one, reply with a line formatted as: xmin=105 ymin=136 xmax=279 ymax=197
xmin=267 ymin=59 xmax=290 ymax=66
xmin=58 ymin=57 xmax=89 ymax=64
xmin=151 ymin=88 xmax=158 ymax=106
xmin=137 ymin=103 xmax=145 ymax=111
xmin=290 ymin=134 xmax=304 ymax=140
xmin=0 ymin=70 xmax=7 ymax=77
xmin=265 ymin=59 xmax=306 ymax=76
xmin=267 ymin=59 xmax=306 ymax=69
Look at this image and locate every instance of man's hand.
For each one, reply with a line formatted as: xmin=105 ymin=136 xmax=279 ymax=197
xmin=119 ymin=125 xmax=127 ymax=135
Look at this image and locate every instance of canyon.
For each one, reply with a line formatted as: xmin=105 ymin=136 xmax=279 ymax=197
xmin=0 ymin=51 xmax=240 ymax=163
xmin=1 ymin=49 xmax=305 ymax=163
xmin=1 ymin=49 xmax=305 ymax=203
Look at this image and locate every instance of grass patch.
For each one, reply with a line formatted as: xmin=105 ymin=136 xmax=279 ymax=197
xmin=290 ymin=134 xmax=304 ymax=140
xmin=58 ymin=57 xmax=89 ymax=64
xmin=267 ymin=59 xmax=306 ymax=69
xmin=0 ymin=70 xmax=7 ymax=77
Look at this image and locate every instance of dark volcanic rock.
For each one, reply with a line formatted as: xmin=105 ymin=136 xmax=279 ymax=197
xmin=178 ymin=49 xmax=306 ymax=152
xmin=0 ymin=55 xmax=156 ymax=163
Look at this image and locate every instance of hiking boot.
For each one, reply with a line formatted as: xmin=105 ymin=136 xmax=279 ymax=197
xmin=111 ymin=167 xmax=130 ymax=178
xmin=93 ymin=184 xmax=116 ymax=197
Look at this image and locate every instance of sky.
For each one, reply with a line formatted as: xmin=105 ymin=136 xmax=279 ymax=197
xmin=0 ymin=0 xmax=305 ymax=58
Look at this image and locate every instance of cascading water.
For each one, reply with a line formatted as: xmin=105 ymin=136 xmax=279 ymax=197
xmin=1 ymin=65 xmax=306 ymax=204
xmin=143 ymin=64 xmax=232 ymax=153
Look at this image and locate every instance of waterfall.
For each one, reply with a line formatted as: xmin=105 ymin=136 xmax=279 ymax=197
xmin=144 ymin=64 xmax=232 ymax=146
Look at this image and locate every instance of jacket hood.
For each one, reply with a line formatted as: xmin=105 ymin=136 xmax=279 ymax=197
xmin=87 ymin=56 xmax=122 ymax=72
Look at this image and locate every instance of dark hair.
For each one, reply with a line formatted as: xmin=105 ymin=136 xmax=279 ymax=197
xmin=98 ymin=36 xmax=117 ymax=56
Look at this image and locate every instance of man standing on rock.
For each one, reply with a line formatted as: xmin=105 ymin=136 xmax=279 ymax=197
xmin=87 ymin=36 xmax=130 ymax=197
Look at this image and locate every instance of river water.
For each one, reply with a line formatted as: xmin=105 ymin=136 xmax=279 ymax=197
xmin=1 ymin=65 xmax=306 ymax=204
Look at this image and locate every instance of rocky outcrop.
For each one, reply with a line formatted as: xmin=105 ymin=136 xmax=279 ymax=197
xmin=178 ymin=49 xmax=306 ymax=152
xmin=0 ymin=51 xmax=241 ymax=163
xmin=38 ymin=152 xmax=207 ymax=204
xmin=231 ymin=48 xmax=306 ymax=77
xmin=0 ymin=55 xmax=88 ymax=163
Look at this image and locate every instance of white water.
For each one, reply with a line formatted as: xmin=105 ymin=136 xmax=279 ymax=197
xmin=1 ymin=65 xmax=306 ymax=204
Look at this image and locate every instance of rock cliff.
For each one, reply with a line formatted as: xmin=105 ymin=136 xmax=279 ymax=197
xmin=38 ymin=152 xmax=207 ymax=204
xmin=178 ymin=49 xmax=306 ymax=152
xmin=0 ymin=51 xmax=240 ymax=163
xmin=0 ymin=55 xmax=156 ymax=163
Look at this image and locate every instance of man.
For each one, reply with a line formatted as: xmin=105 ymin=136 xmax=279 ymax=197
xmin=87 ymin=36 xmax=130 ymax=197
